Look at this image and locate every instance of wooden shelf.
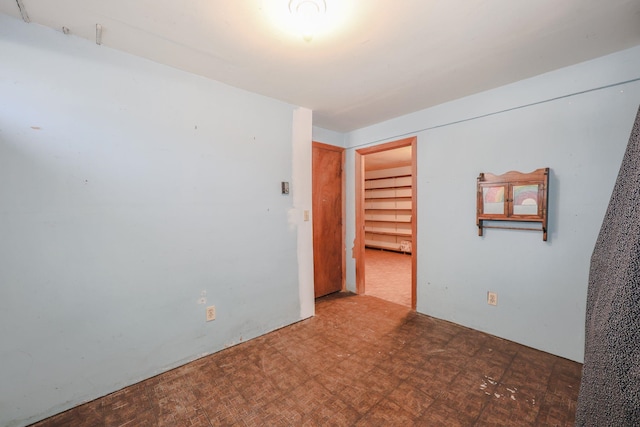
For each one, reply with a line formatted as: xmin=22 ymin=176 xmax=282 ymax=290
xmin=365 ymin=202 xmax=412 ymax=210
xmin=364 ymin=240 xmax=404 ymax=251
xmin=364 ymin=213 xmax=412 ymax=222
xmin=365 ymin=188 xmax=412 ymax=199
xmin=365 ymin=176 xmax=412 ymax=189
xmin=365 ymin=227 xmax=412 ymax=236
xmin=366 ymin=231 xmax=412 ymax=237
xmin=364 ymin=166 xmax=413 ymax=253
xmin=365 ymin=166 xmax=411 ymax=180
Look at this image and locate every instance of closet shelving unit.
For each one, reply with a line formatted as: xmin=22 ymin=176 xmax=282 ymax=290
xmin=364 ymin=165 xmax=413 ymax=253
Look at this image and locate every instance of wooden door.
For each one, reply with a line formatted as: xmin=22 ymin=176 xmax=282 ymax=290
xmin=312 ymin=142 xmax=344 ymax=298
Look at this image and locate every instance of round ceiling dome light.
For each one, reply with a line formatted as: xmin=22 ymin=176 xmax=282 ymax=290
xmin=288 ymin=0 xmax=327 ymax=42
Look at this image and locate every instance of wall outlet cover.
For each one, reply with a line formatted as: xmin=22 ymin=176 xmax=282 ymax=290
xmin=487 ymin=292 xmax=498 ymax=306
xmin=206 ymin=305 xmax=216 ymax=321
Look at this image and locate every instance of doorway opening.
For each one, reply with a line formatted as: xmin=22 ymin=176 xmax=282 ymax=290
xmin=355 ymin=137 xmax=416 ymax=309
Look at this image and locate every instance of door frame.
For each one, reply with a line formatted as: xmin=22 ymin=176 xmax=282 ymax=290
xmin=312 ymin=141 xmax=346 ymax=294
xmin=355 ymin=136 xmax=417 ymax=309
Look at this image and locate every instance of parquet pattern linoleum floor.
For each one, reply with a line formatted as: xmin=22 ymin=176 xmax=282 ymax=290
xmin=31 ymin=293 xmax=581 ymax=426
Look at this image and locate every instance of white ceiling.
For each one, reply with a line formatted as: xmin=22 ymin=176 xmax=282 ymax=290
xmin=365 ymin=146 xmax=412 ymax=171
xmin=2 ymin=0 xmax=640 ymax=132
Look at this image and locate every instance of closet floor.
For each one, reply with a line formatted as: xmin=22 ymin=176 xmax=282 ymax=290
xmin=364 ymin=248 xmax=412 ymax=307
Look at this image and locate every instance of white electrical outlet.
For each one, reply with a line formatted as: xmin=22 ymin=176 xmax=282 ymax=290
xmin=206 ymin=305 xmax=216 ymax=321
xmin=487 ymin=292 xmax=498 ymax=306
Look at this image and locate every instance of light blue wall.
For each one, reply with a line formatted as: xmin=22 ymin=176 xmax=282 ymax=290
xmin=341 ymin=45 xmax=640 ymax=363
xmin=0 ymin=16 xmax=312 ymax=427
xmin=312 ymin=126 xmax=345 ymax=147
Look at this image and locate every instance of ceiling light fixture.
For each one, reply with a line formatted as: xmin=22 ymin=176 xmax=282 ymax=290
xmin=288 ymin=0 xmax=326 ymax=42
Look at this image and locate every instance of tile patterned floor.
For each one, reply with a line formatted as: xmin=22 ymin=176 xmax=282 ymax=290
xmin=365 ymin=248 xmax=412 ymax=307
xmin=31 ymin=293 xmax=582 ymax=426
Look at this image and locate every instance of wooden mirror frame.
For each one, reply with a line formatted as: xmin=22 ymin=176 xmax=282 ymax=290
xmin=477 ymin=168 xmax=550 ymax=241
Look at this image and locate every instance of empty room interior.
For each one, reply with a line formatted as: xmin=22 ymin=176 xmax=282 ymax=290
xmin=2 ymin=1 xmax=640 ymax=426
